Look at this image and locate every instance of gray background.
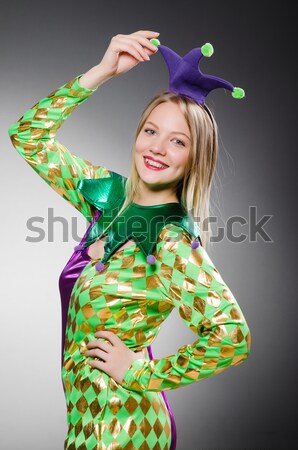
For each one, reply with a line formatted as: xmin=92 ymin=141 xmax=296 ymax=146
xmin=1 ymin=1 xmax=296 ymax=449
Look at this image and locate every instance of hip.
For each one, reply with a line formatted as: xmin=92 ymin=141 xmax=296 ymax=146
xmin=62 ymin=360 xmax=172 ymax=449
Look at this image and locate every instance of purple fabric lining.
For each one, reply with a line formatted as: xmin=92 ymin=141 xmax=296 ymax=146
xmin=147 ymin=345 xmax=177 ymax=450
xmin=58 ymin=209 xmax=177 ymax=449
xmin=58 ymin=209 xmax=102 ymax=366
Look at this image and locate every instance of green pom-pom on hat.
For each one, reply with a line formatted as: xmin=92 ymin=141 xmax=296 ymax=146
xmin=201 ymin=43 xmax=214 ymax=57
xmin=150 ymin=38 xmax=160 ymax=47
xmin=232 ymin=87 xmax=245 ymax=99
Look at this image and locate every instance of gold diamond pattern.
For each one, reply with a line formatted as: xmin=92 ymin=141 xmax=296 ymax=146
xmin=8 ymin=73 xmax=250 ymax=450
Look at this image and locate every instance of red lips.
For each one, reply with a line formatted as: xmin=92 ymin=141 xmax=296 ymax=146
xmin=143 ymin=156 xmax=169 ymax=167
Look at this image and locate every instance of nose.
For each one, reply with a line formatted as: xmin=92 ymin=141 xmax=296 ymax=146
xmin=148 ymin=138 xmax=167 ymax=156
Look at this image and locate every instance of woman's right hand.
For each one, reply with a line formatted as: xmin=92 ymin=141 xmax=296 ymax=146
xmin=98 ymin=30 xmax=160 ymax=78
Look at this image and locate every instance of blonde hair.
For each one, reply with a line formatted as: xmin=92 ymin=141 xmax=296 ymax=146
xmin=106 ymin=90 xmax=218 ymax=248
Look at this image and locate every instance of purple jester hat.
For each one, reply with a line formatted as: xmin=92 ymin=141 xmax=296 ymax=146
xmin=150 ymin=39 xmax=245 ymax=104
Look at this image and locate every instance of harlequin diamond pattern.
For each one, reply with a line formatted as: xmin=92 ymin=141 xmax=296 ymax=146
xmin=7 ymin=74 xmax=111 ymax=223
xmin=62 ymin=244 xmax=173 ymax=449
xmin=8 ymin=73 xmax=250 ymax=449
xmin=63 ymin=352 xmax=172 ymax=449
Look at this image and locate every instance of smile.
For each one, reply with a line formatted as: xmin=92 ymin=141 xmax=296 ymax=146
xmin=143 ymin=157 xmax=169 ymax=170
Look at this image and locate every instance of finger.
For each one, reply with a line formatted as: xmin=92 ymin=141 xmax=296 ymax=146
xmin=85 ymin=348 xmax=109 ymax=360
xmin=87 ymin=358 xmax=106 ymax=370
xmin=95 ymin=341 xmax=111 ymax=353
xmin=132 ymin=30 xmax=160 ymax=37
xmin=130 ymin=40 xmax=151 ymax=60
xmin=95 ymin=330 xmax=121 ymax=346
xmin=86 ymin=338 xmax=108 ymax=348
xmin=120 ymin=36 xmax=149 ymax=61
xmin=127 ymin=35 xmax=158 ymax=54
xmin=113 ymin=38 xmax=144 ymax=62
xmin=86 ymin=338 xmax=111 ymax=350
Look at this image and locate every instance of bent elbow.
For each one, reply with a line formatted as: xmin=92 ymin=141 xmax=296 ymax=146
xmin=8 ymin=123 xmax=19 ymax=147
xmin=8 ymin=120 xmax=20 ymax=136
xmin=233 ymin=327 xmax=251 ymax=366
xmin=245 ymin=327 xmax=251 ymax=358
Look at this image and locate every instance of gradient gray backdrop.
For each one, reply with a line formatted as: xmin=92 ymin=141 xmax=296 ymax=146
xmin=1 ymin=1 xmax=296 ymax=449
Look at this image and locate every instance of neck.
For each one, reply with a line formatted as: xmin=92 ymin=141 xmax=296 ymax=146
xmin=133 ymin=181 xmax=179 ymax=206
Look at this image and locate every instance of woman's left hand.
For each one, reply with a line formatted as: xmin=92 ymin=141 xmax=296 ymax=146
xmin=84 ymin=330 xmax=145 ymax=384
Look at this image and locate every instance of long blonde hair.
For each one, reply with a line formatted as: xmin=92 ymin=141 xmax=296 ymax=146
xmin=107 ymin=90 xmax=218 ymax=248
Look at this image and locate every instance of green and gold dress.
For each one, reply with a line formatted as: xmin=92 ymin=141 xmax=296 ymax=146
xmin=8 ymin=74 xmax=251 ymax=450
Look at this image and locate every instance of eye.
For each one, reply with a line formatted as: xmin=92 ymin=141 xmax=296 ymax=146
xmin=144 ymin=129 xmax=186 ymax=146
xmin=144 ymin=128 xmax=156 ymax=135
xmin=173 ymin=138 xmax=185 ymax=147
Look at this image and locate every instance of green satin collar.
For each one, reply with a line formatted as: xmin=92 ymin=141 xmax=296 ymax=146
xmin=77 ymin=171 xmax=201 ymax=264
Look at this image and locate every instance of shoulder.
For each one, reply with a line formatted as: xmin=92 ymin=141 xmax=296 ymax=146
xmin=156 ymin=223 xmax=201 ymax=265
xmin=155 ymin=224 xmax=224 ymax=290
xmin=157 ymin=223 xmax=193 ymax=246
xmin=157 ymin=221 xmax=201 ymax=248
xmin=77 ymin=169 xmax=127 ymax=211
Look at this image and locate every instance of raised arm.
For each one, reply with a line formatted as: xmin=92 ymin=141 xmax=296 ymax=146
xmin=7 ymin=66 xmax=113 ymax=222
xmin=121 ymin=224 xmax=251 ymax=392
xmin=8 ymin=31 xmax=160 ymax=222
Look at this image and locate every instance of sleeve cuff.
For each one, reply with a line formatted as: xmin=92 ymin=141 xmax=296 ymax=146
xmin=121 ymin=358 xmax=150 ymax=391
xmin=75 ymin=74 xmax=99 ymax=93
xmin=62 ymin=74 xmax=99 ymax=101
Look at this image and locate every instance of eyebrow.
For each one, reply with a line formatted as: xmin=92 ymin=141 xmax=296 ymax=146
xmin=145 ymin=121 xmax=191 ymax=141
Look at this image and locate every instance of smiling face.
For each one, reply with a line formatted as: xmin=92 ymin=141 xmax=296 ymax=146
xmin=134 ymin=101 xmax=192 ymax=203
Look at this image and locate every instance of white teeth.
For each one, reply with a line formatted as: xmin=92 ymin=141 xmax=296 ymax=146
xmin=145 ymin=158 xmax=168 ymax=169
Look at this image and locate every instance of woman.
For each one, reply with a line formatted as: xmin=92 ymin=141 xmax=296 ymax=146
xmin=8 ymin=30 xmax=251 ymax=450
